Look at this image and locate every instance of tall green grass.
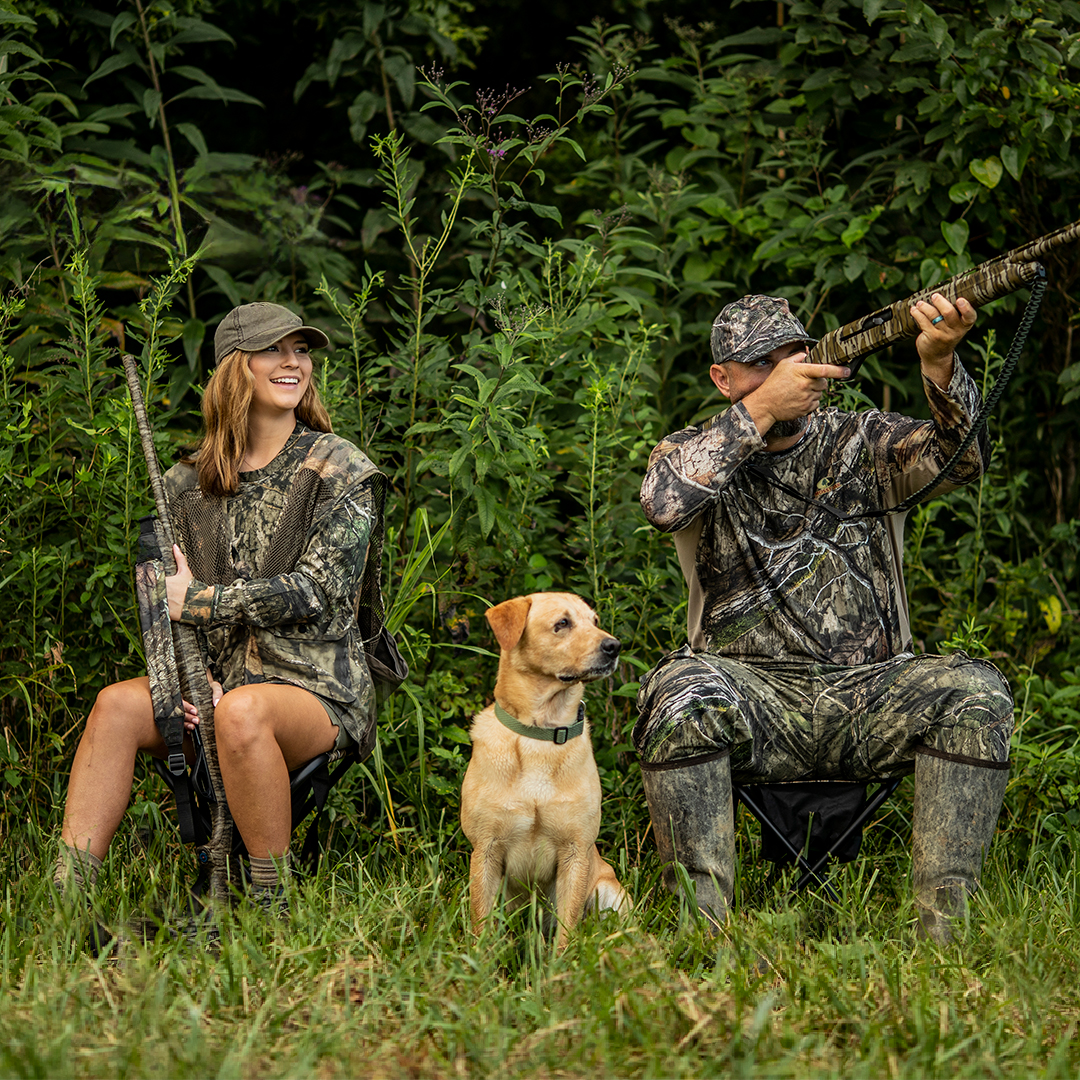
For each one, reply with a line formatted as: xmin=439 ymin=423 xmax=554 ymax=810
xmin=4 ymin=811 xmax=1078 ymax=1078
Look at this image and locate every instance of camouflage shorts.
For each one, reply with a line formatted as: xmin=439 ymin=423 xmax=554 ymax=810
xmin=633 ymin=645 xmax=1013 ymax=780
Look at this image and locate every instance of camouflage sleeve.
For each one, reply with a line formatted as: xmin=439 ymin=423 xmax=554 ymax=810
xmin=178 ymin=480 xmax=376 ymax=630
xmin=876 ymin=355 xmax=989 ymax=500
xmin=640 ymin=403 xmax=767 ymax=533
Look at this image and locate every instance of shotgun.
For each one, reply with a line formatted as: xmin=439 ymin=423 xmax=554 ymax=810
xmin=811 ymin=217 xmax=1080 ymax=377
xmin=122 ymin=354 xmax=234 ymax=903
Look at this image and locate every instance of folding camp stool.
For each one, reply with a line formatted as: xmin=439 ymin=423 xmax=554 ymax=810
xmin=731 ymin=774 xmax=908 ymax=903
xmin=153 ymin=740 xmax=361 ymax=884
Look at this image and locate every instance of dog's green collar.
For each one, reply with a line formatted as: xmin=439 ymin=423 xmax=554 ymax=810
xmin=494 ymin=701 xmax=586 ymax=745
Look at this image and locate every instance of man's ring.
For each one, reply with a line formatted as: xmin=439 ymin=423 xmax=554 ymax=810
xmin=931 ymin=314 xmax=944 ymax=325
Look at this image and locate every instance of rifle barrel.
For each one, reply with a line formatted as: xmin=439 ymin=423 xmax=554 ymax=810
xmin=811 ymin=216 xmax=1080 ymax=377
xmin=1013 ymin=217 xmax=1080 ymax=264
xmin=122 ymin=355 xmax=176 ymax=570
xmin=121 ymin=352 xmax=234 ymax=900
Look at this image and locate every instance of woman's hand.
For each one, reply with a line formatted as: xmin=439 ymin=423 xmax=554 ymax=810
xmin=166 ymin=544 xmax=194 ymax=622
xmin=181 ymin=697 xmax=200 ymax=733
xmin=180 ymin=672 xmax=224 ymax=732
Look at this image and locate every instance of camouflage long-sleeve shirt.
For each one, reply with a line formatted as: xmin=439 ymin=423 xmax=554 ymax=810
xmin=163 ymin=425 xmax=382 ymax=743
xmin=640 ymin=363 xmax=988 ymax=665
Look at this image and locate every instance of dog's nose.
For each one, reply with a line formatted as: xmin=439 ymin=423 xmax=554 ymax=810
xmin=602 ymin=637 xmax=621 ymax=658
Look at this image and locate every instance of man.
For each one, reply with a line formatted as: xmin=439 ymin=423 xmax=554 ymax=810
xmin=635 ymin=293 xmax=1013 ymax=942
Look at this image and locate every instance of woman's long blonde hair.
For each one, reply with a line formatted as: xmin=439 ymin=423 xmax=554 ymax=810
xmin=190 ymin=347 xmax=333 ymax=496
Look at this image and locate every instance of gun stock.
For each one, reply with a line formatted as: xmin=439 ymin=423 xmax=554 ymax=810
xmin=122 ymin=355 xmax=234 ymax=902
xmin=811 ymin=217 xmax=1080 ymax=377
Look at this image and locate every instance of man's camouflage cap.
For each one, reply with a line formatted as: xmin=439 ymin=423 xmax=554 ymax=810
xmin=710 ymin=294 xmax=817 ymax=365
xmin=214 ymin=302 xmax=330 ymax=363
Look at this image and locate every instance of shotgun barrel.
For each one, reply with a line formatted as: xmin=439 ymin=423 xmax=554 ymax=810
xmin=812 ymin=218 xmax=1080 ymax=377
xmin=122 ymin=354 xmax=234 ymax=903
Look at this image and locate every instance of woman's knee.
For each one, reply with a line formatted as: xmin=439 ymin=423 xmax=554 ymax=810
xmin=85 ymin=678 xmax=157 ymax=744
xmin=946 ymin=656 xmax=1013 ymax=722
xmin=213 ymin=688 xmax=273 ymax=755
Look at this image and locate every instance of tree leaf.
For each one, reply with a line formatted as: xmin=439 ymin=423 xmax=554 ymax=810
xmin=169 ymin=66 xmax=263 ymax=107
xmin=841 ymin=218 xmax=870 ymax=248
xmin=167 ymin=19 xmax=236 ymax=48
xmin=174 ymin=122 xmax=208 ymax=158
xmin=843 ymin=253 xmax=868 ymax=282
xmin=1000 ymin=143 xmax=1030 ymax=181
xmin=969 ymin=156 xmax=1003 ymax=189
xmin=83 ymin=49 xmax=138 ymax=89
xmin=475 ymin=485 xmax=496 ymax=537
xmin=182 ymin=318 xmax=206 ymax=371
xmin=941 ymin=219 xmax=969 ymax=256
xmin=563 ymin=137 xmax=587 ymax=161
xmin=142 ymin=88 xmax=162 ymax=123
xmin=109 ymin=11 xmax=137 ymax=48
xmin=862 ymin=0 xmax=888 ymax=23
xmin=449 ymin=443 xmax=471 ymax=482
xmin=947 ymin=179 xmax=980 ymax=204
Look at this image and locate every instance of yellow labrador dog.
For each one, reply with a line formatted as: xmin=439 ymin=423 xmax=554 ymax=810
xmin=460 ymin=592 xmax=632 ymax=949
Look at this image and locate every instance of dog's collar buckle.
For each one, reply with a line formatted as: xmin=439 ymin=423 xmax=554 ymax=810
xmin=553 ymin=727 xmax=569 ymax=745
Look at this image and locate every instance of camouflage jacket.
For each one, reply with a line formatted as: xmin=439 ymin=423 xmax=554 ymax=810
xmin=640 ymin=363 xmax=988 ymax=665
xmin=163 ymin=425 xmax=382 ymax=742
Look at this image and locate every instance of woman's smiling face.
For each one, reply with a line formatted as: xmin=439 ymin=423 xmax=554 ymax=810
xmin=247 ymin=331 xmax=313 ymax=415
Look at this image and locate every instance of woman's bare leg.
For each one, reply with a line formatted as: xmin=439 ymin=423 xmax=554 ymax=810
xmin=61 ymin=677 xmax=168 ymax=862
xmin=213 ymin=683 xmax=337 ymax=860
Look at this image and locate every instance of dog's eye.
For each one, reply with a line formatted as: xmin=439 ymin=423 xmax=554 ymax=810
xmin=554 ymin=618 xmax=570 ymax=632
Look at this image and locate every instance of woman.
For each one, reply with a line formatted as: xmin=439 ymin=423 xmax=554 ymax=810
xmin=56 ymin=301 xmax=387 ymax=917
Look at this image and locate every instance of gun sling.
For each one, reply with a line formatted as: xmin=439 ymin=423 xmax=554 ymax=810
xmin=135 ymin=514 xmax=198 ymax=844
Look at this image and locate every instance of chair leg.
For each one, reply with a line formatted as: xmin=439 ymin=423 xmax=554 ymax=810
xmin=641 ymin=751 xmax=735 ymax=931
xmin=790 ymin=778 xmax=905 ymax=899
xmin=912 ymin=749 xmax=1010 ymax=944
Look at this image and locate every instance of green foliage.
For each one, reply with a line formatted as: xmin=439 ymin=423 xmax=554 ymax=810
xmin=1 ymin=0 xmax=1079 ymax=898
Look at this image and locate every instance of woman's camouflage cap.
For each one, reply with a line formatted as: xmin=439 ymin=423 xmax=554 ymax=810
xmin=214 ymin=302 xmax=330 ymax=362
xmin=710 ymin=295 xmax=817 ymax=365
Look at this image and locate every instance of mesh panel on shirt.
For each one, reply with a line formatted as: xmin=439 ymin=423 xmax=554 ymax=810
xmin=172 ymin=465 xmax=389 ymax=653
xmin=259 ymin=467 xmax=323 ymax=579
xmin=172 ymin=489 xmax=232 ymax=586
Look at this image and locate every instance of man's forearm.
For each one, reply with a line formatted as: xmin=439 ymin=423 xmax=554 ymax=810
xmin=920 ymin=351 xmax=956 ymax=392
xmin=640 ymin=405 xmax=765 ymax=533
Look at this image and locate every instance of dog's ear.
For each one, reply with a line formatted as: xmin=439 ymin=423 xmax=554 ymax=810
xmin=485 ymin=596 xmax=532 ymax=652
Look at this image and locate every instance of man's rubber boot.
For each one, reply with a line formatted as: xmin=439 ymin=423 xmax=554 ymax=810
xmin=911 ymin=747 xmax=1010 ymax=945
xmin=640 ymin=749 xmax=735 ymax=933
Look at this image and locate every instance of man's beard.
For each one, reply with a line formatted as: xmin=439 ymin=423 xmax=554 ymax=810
xmin=770 ymin=416 xmax=808 ymax=439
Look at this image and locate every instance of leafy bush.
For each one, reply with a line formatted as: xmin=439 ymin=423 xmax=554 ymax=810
xmin=1 ymin=0 xmax=1079 ymax=860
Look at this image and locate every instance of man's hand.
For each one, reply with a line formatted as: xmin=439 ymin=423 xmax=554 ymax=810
xmin=911 ymin=293 xmax=977 ymax=387
xmin=743 ymin=350 xmax=851 ymax=433
xmin=166 ymin=544 xmax=194 ymax=622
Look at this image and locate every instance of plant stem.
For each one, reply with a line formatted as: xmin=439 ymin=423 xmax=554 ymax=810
xmin=134 ymin=0 xmax=189 ymax=267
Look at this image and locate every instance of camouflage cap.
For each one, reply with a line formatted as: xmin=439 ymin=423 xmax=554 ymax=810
xmin=710 ymin=295 xmax=817 ymax=365
xmin=214 ymin=302 xmax=330 ymax=363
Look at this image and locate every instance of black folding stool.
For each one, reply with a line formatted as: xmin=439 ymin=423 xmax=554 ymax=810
xmin=731 ymin=773 xmax=909 ymax=903
xmin=153 ymin=739 xmax=361 ymax=881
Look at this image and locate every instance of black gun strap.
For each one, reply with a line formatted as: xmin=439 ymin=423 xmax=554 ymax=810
xmin=298 ymin=758 xmax=333 ymax=869
xmin=747 ymin=273 xmax=1047 ymax=523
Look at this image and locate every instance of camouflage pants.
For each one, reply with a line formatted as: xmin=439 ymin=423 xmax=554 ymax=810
xmin=633 ymin=645 xmax=1013 ymax=780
